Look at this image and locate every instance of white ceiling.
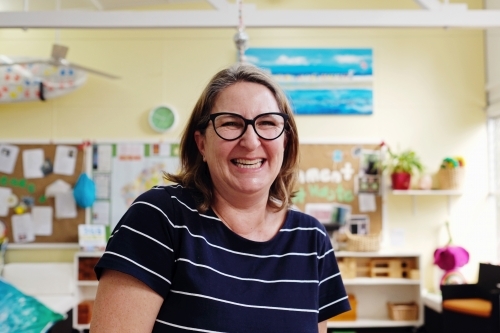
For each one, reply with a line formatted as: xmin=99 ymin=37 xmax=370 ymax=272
xmin=1 ymin=0 xmax=500 ymax=29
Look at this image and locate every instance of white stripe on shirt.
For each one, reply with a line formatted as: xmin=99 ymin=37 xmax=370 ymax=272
xmin=170 ymin=289 xmax=319 ymax=313
xmin=104 ymin=251 xmax=172 ymax=284
xmin=176 ymin=258 xmax=318 ymax=284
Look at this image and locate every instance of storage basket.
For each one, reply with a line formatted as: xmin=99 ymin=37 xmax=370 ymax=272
xmin=437 ymin=167 xmax=465 ymax=190
xmin=345 ymin=230 xmax=381 ymax=252
xmin=387 ymin=302 xmax=418 ymax=321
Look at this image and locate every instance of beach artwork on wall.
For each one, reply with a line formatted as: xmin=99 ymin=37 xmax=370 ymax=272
xmin=245 ymin=48 xmax=373 ymax=115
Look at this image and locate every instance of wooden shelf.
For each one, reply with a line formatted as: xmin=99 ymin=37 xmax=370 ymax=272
xmin=388 ymin=189 xmax=462 ymax=215
xmin=334 ymin=252 xmax=423 ymax=329
xmin=390 ymin=189 xmax=462 ymax=196
xmin=336 ymin=251 xmax=421 ymax=257
xmin=74 ymin=252 xmax=102 ymax=331
xmin=342 ymin=277 xmax=420 ymax=286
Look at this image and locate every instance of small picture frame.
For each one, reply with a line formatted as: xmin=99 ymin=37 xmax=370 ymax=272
xmin=355 ymin=174 xmax=381 ymax=194
xmin=348 ymin=214 xmax=370 ymax=235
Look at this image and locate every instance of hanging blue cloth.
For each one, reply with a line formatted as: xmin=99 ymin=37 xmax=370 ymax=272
xmin=73 ymin=173 xmax=96 ymax=208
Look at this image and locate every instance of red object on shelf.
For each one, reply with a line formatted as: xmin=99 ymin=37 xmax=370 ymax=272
xmin=391 ymin=172 xmax=411 ymax=190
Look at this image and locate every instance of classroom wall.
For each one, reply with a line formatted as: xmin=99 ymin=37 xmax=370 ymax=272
xmin=0 ymin=0 xmax=493 ymax=291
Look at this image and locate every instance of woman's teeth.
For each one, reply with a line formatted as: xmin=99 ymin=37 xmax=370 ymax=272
xmin=233 ymin=159 xmax=263 ymax=168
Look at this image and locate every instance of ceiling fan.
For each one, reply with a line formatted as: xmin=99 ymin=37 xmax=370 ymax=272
xmin=0 ymin=44 xmax=120 ymax=103
xmin=0 ymin=44 xmax=120 ymax=80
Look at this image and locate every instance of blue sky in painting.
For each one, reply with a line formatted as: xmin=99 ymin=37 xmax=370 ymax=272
xmin=245 ymin=48 xmax=372 ymax=76
xmin=245 ymin=48 xmax=373 ymax=115
xmin=285 ymin=88 xmax=372 ymax=115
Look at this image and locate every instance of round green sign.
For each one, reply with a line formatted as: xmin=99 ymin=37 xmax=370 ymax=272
xmin=149 ymin=105 xmax=177 ymax=133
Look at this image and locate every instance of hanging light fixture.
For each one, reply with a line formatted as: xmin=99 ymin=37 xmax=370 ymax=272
xmin=233 ymin=0 xmax=249 ymax=64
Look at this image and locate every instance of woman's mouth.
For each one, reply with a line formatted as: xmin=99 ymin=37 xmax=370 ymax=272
xmin=232 ymin=158 xmax=264 ymax=169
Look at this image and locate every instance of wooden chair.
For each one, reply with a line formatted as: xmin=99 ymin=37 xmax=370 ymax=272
xmin=441 ymin=263 xmax=500 ymax=333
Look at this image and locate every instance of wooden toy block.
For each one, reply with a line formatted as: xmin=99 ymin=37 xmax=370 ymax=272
xmin=369 ymin=258 xmax=415 ymax=278
xmin=338 ymin=258 xmax=357 ymax=279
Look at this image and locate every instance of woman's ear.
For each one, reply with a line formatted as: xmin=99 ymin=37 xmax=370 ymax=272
xmin=194 ymin=130 xmax=205 ymax=158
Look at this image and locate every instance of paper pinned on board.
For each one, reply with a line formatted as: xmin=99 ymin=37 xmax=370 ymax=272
xmin=12 ymin=213 xmax=35 ymax=243
xmin=53 ymin=145 xmax=78 ymax=176
xmin=0 ymin=187 xmax=12 ymax=217
xmin=22 ymin=149 xmax=45 ymax=179
xmin=54 ymin=191 xmax=78 ymax=219
xmin=32 ymin=206 xmax=53 ymax=236
xmin=94 ymin=173 xmax=110 ymax=199
xmin=45 ymin=179 xmax=72 ymax=197
xmin=94 ymin=145 xmax=112 ymax=172
xmin=358 ymin=193 xmax=377 ymax=212
xmin=92 ymin=201 xmax=110 ymax=226
xmin=0 ymin=144 xmax=19 ymax=174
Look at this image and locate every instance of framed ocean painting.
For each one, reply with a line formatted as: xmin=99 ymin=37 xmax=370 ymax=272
xmin=245 ymin=48 xmax=373 ymax=115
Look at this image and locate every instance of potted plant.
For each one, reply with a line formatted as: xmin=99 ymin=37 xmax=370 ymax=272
xmin=381 ymin=143 xmax=424 ymax=190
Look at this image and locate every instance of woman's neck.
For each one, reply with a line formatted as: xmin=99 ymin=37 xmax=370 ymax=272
xmin=211 ymin=194 xmax=286 ymax=242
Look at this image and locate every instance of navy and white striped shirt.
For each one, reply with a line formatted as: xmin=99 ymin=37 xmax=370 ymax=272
xmin=95 ymin=185 xmax=350 ymax=332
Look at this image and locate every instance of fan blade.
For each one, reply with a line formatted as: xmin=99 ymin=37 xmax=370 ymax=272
xmin=66 ymin=62 xmax=120 ymax=79
xmin=0 ymin=59 xmax=52 ymax=67
xmin=51 ymin=44 xmax=69 ymax=60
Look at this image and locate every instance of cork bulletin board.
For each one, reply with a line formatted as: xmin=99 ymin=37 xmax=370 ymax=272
xmin=0 ymin=142 xmax=86 ymax=244
xmin=294 ymin=141 xmax=384 ymax=235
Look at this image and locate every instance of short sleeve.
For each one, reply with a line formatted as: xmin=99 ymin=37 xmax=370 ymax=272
xmin=317 ymin=233 xmax=351 ymax=322
xmin=94 ymin=188 xmax=176 ymax=298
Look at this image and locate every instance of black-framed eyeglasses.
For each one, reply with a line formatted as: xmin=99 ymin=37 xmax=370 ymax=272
xmin=203 ymin=112 xmax=289 ymax=141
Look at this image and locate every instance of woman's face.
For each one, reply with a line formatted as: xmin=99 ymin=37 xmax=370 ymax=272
xmin=195 ymin=81 xmax=287 ymax=201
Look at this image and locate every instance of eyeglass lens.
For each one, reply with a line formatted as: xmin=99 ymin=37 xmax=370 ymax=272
xmin=212 ymin=113 xmax=287 ymax=141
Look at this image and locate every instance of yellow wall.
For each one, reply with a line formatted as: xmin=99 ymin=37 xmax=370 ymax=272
xmin=0 ymin=0 xmax=492 ymax=291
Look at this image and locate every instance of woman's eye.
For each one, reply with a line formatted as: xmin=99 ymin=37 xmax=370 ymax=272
xmin=257 ymin=120 xmax=277 ymax=127
xmin=218 ymin=118 xmax=243 ymax=128
xmin=220 ymin=121 xmax=237 ymax=127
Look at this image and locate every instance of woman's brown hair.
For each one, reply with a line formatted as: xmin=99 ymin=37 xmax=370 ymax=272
xmin=164 ymin=64 xmax=299 ymax=212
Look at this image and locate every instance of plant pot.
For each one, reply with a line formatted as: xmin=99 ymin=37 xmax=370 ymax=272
xmin=391 ymin=172 xmax=411 ymax=190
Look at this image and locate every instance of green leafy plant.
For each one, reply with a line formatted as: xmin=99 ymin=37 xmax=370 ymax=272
xmin=387 ymin=149 xmax=424 ymax=175
xmin=380 ymin=143 xmax=424 ymax=176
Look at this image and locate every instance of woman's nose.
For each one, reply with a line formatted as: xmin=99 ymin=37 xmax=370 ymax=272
xmin=239 ymin=124 xmax=261 ymax=148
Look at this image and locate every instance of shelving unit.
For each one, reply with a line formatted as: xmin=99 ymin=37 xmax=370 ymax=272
xmin=328 ymin=251 xmax=424 ymax=329
xmin=73 ymin=251 xmax=423 ymax=330
xmin=73 ymin=251 xmax=103 ymax=332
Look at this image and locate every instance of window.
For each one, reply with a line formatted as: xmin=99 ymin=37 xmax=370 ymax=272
xmin=487 ymin=118 xmax=500 ymax=259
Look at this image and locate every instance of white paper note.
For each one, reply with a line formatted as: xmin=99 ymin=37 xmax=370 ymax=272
xmin=0 ymin=187 xmax=12 ymax=217
xmin=32 ymin=206 xmax=53 ymax=236
xmin=53 ymin=145 xmax=78 ymax=176
xmin=22 ymin=149 xmax=45 ymax=179
xmin=12 ymin=213 xmax=35 ymax=243
xmin=117 ymin=143 xmax=143 ymax=161
xmin=390 ymin=228 xmax=406 ymax=247
xmin=358 ymin=193 xmax=377 ymax=212
xmin=94 ymin=173 xmax=111 ymax=199
xmin=92 ymin=201 xmax=110 ymax=226
xmin=78 ymin=224 xmax=107 ymax=251
xmin=45 ymin=179 xmax=72 ymax=197
xmin=95 ymin=145 xmax=112 ymax=172
xmin=0 ymin=144 xmax=19 ymax=174
xmin=55 ymin=191 xmax=78 ymax=219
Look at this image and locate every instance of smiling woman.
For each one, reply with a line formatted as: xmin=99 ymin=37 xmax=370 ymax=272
xmin=90 ymin=64 xmax=350 ymax=333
